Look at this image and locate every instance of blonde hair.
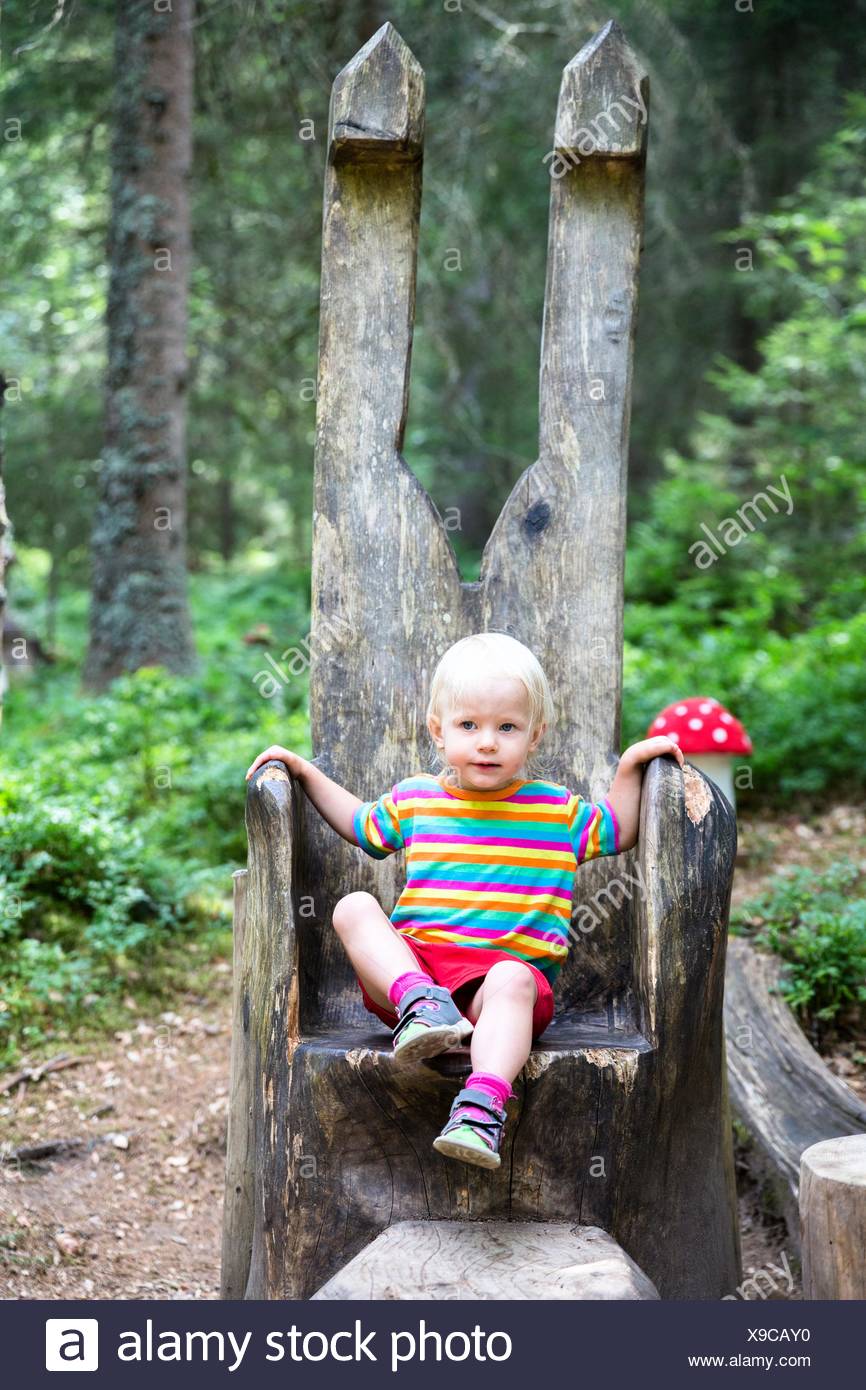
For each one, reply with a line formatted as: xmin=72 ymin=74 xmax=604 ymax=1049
xmin=425 ymin=632 xmax=556 ymax=783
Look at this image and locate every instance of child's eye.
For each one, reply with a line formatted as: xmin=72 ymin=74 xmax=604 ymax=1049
xmin=459 ymin=720 xmax=475 ymax=730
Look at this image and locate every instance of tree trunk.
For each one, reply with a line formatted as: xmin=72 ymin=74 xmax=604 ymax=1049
xmin=84 ymin=0 xmax=197 ymax=690
xmin=218 ymin=475 xmax=235 ymax=564
xmin=46 ymin=548 xmax=59 ymax=651
xmin=218 ymin=206 xmax=238 ymax=566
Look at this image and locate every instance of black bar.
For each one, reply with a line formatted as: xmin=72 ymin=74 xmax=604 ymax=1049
xmin=5 ymin=1297 xmax=858 ymax=1387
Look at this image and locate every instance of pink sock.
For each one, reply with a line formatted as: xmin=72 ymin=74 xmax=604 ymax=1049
xmin=388 ymin=969 xmax=433 ymax=1009
xmin=464 ymin=1070 xmax=514 ymax=1113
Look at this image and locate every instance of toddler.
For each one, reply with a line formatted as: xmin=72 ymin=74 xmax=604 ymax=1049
xmin=245 ymin=632 xmax=684 ymax=1170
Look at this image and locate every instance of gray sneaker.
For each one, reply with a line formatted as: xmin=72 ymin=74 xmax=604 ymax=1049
xmin=432 ymin=1085 xmax=507 ymax=1169
xmin=390 ymin=982 xmax=474 ymax=1067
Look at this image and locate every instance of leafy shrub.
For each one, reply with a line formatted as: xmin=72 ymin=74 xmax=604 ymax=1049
xmin=0 ymin=795 xmax=191 ymax=1063
xmin=623 ymin=611 xmax=866 ymax=805
xmin=1 ymin=799 xmax=181 ymax=947
xmin=0 ymin=572 xmax=314 ymax=1066
xmin=622 ymin=106 xmax=866 ymax=804
xmin=730 ymin=861 xmax=866 ymax=1038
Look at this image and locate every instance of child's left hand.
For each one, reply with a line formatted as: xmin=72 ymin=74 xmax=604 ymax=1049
xmin=622 ymin=736 xmax=685 ymax=771
xmin=606 ymin=737 xmax=685 ymax=853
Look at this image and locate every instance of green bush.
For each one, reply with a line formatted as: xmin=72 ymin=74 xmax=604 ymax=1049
xmin=623 ymin=610 xmax=866 ymax=804
xmin=0 ymin=795 xmax=190 ymax=1064
xmin=621 ymin=107 xmax=866 ymax=804
xmin=730 ymin=861 xmax=866 ymax=1038
xmin=0 ymin=571 xmax=314 ymax=1067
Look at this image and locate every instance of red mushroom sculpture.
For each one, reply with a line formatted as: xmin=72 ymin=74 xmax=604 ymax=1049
xmin=646 ymin=697 xmax=752 ymax=810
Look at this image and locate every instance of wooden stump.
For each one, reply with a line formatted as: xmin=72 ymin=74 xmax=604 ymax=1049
xmin=311 ymin=1221 xmax=659 ymax=1300
xmin=800 ymin=1135 xmax=866 ymax=1299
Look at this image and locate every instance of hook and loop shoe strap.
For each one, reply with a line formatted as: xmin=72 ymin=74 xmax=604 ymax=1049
xmin=391 ymin=982 xmax=460 ymax=1044
xmin=441 ymin=1085 xmax=505 ymax=1140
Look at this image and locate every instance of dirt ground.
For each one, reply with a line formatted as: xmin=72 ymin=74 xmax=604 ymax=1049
xmin=0 ymin=992 xmax=231 ymax=1299
xmin=2 ymin=802 xmax=864 ymax=1301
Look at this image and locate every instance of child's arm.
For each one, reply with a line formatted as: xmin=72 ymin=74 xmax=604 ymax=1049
xmin=244 ymin=744 xmax=361 ymax=845
xmin=605 ymin=736 xmax=685 ymax=852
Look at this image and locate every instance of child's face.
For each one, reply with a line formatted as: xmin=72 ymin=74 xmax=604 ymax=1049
xmin=429 ymin=676 xmax=544 ymax=791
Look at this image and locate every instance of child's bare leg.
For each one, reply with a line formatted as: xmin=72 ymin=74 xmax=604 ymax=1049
xmin=459 ymin=960 xmax=536 ymax=1084
xmin=331 ymin=891 xmax=422 ymax=1011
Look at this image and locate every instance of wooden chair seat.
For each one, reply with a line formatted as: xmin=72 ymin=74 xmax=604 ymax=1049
xmin=302 ymin=1000 xmax=653 ymax=1064
xmin=311 ymin=1220 xmax=660 ymax=1301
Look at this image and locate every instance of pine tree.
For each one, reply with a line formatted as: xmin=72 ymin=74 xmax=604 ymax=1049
xmin=84 ymin=0 xmax=197 ymax=688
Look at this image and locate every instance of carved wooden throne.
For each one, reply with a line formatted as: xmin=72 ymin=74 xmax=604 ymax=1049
xmin=221 ymin=18 xmax=741 ymax=1300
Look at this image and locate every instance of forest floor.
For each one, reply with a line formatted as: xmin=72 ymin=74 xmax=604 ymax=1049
xmin=1 ymin=802 xmax=864 ymax=1302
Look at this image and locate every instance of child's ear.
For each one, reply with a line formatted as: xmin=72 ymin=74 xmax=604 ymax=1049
xmin=427 ymin=713 xmax=443 ymax=747
xmin=529 ymin=720 xmax=547 ymax=751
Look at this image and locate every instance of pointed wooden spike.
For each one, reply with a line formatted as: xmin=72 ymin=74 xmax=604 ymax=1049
xmin=481 ymin=22 xmax=650 ymax=790
xmin=328 ymin=21 xmax=425 ymax=162
xmin=553 ymin=19 xmax=648 ymax=162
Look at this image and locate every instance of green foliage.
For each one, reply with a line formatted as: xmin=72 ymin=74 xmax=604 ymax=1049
xmin=0 ymin=565 xmax=311 ymax=1066
xmin=623 ymin=103 xmax=866 ymax=804
xmin=629 ymin=98 xmax=866 ymax=635
xmin=731 ymin=862 xmax=866 ymax=1037
xmin=623 ymin=612 xmax=866 ymax=803
xmin=706 ymin=96 xmax=866 ymax=627
xmin=6 ymin=564 xmax=312 ymax=848
xmin=625 ymin=447 xmax=809 ymax=638
xmin=0 ymin=796 xmax=184 ymax=1063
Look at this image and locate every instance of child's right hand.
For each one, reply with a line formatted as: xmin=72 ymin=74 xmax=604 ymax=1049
xmin=245 ymin=745 xmax=306 ymax=782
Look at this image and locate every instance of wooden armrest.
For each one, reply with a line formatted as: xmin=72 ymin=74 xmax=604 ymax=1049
xmin=633 ymin=756 xmax=737 ymax=1048
xmin=243 ymin=758 xmax=302 ymax=1048
xmin=221 ymin=759 xmax=302 ymax=1299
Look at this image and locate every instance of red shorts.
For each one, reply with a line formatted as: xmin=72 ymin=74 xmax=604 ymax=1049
xmin=356 ymin=936 xmax=555 ymax=1041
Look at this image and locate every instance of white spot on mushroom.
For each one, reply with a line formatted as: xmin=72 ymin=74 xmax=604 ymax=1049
xmin=712 ymin=727 xmax=729 ymax=743
xmin=666 ymin=730 xmax=680 ymax=742
xmin=698 ymin=701 xmax=713 ymax=714
xmin=720 ymin=712 xmax=733 ymax=723
xmin=688 ymin=717 xmax=703 ymax=730
xmin=675 ymin=704 xmax=688 ymax=715
xmin=654 ymin=717 xmax=666 ymax=728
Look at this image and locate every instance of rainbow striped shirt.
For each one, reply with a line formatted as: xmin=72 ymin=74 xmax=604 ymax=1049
xmin=352 ymin=772 xmax=621 ymax=985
